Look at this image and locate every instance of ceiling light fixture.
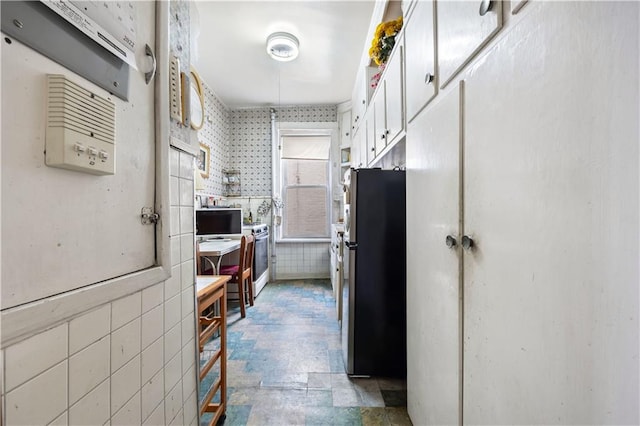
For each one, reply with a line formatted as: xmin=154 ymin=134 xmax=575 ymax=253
xmin=266 ymin=32 xmax=299 ymax=62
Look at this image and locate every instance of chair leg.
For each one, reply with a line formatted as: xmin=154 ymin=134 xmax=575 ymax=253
xmin=248 ymin=278 xmax=254 ymax=307
xmin=238 ymin=279 xmax=246 ymax=318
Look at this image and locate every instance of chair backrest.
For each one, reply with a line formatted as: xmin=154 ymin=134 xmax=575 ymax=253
xmin=244 ymin=234 xmax=255 ymax=281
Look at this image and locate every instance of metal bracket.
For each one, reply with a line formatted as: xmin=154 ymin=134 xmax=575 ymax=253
xmin=141 ymin=207 xmax=160 ymax=225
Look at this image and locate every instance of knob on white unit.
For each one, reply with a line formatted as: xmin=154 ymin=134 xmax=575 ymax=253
xmin=45 ymin=74 xmax=116 ymax=175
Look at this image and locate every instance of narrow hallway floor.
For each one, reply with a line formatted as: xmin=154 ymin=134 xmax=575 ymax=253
xmin=201 ymin=279 xmax=412 ymax=426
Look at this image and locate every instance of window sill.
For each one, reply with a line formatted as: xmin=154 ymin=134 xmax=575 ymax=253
xmin=276 ymin=238 xmax=331 ymax=244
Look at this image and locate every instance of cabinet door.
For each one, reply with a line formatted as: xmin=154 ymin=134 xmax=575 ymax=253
xmin=385 ymin=39 xmax=404 ymax=144
xmin=463 ymin=2 xmax=638 ymax=423
xmin=351 ymin=127 xmax=362 ymax=168
xmin=365 ymin=107 xmax=376 ymax=165
xmin=340 ymin=109 xmax=352 ymax=147
xmin=404 ymin=0 xmax=437 ymax=122
xmin=351 ymin=70 xmax=366 ymax=134
xmin=438 ymin=0 xmax=502 ymax=87
xmin=373 ymin=86 xmax=387 ymax=156
xmin=406 ymin=85 xmax=462 ymax=425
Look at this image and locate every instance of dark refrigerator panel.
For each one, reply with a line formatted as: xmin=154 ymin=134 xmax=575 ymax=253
xmin=342 ymin=168 xmax=406 ymax=378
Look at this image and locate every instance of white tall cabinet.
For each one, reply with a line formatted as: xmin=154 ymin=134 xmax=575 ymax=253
xmin=405 ymin=1 xmax=639 ymax=425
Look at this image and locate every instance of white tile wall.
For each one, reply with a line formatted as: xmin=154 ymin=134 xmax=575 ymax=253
xmin=112 ymin=292 xmax=142 ymax=330
xmin=69 ymin=336 xmax=110 ymax=404
xmin=69 ymin=379 xmax=110 ymax=425
xmin=141 ymin=337 xmax=164 ymax=384
xmin=141 ymin=369 xmax=164 ymax=421
xmin=4 ymin=323 xmax=67 ymax=392
xmin=1 ymin=146 xmax=201 ymax=426
xmin=141 ymin=305 xmax=164 ymax=349
xmin=69 ymin=305 xmax=110 ymax=355
xmin=111 ymin=317 xmax=141 ymax=373
xmin=111 ymin=355 xmax=141 ymax=414
xmin=5 ymin=361 xmax=67 ymax=425
xmin=275 ymin=242 xmax=331 ymax=279
xmin=112 ymin=391 xmax=141 ymax=426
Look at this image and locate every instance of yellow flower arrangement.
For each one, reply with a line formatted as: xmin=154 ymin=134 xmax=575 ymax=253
xmin=368 ymin=16 xmax=403 ymax=66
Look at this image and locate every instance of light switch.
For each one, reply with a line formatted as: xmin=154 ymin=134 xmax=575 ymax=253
xmin=74 ymin=143 xmax=86 ymax=153
xmin=88 ymin=147 xmax=98 ymax=156
xmin=99 ymin=150 xmax=109 ymax=160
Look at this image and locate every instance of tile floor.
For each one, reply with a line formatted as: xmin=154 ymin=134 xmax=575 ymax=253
xmin=200 ymin=279 xmax=412 ymax=426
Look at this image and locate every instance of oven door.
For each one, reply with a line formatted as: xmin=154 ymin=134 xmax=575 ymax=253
xmin=253 ymin=232 xmax=268 ymax=279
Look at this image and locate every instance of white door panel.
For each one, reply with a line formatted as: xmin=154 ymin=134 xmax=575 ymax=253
xmin=406 ymin=84 xmax=462 ymax=425
xmin=463 ymin=2 xmax=639 ymax=423
xmin=1 ymin=2 xmax=157 ymax=309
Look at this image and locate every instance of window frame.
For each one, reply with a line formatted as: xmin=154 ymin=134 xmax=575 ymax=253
xmin=273 ymin=123 xmax=338 ymax=243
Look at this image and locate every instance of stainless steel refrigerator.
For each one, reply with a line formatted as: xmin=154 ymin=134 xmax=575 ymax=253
xmin=342 ymin=168 xmax=406 ymax=377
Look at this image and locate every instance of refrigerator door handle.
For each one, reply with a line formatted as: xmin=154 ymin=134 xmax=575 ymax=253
xmin=345 ymin=241 xmax=358 ymax=250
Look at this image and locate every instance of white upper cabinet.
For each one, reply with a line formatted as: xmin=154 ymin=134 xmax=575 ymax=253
xmin=365 ymin=106 xmax=376 ymax=165
xmin=384 ymin=38 xmax=405 ymax=145
xmin=438 ymin=0 xmax=503 ymax=87
xmin=373 ymin=86 xmax=387 ymax=157
xmin=404 ymin=0 xmax=437 ymax=122
xmin=351 ymin=70 xmax=367 ymax=135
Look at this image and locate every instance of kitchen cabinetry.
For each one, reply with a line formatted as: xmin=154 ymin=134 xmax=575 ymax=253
xmin=350 ymin=125 xmax=363 ymax=168
xmin=365 ymin=107 xmax=376 ymax=165
xmin=406 ymin=84 xmax=461 ymax=425
xmin=351 ymin=70 xmax=367 ymax=134
xmin=406 ymin=2 xmax=638 ymax=425
xmin=404 ymin=0 xmax=437 ymax=122
xmin=437 ymin=0 xmax=502 ymax=87
xmin=339 ymin=108 xmax=352 ymax=180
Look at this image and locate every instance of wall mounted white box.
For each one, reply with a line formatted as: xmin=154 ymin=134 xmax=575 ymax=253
xmin=45 ymin=74 xmax=116 ymax=175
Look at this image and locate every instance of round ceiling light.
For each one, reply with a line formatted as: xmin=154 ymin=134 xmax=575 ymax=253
xmin=266 ymin=32 xmax=299 ymax=62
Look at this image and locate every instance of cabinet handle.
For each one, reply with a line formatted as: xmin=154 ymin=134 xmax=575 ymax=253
xmin=362 ymin=99 xmax=365 ymax=104
xmin=424 ymin=73 xmax=434 ymax=84
xmin=445 ymin=235 xmax=457 ymax=248
xmin=479 ymin=0 xmax=493 ymax=16
xmin=381 ymin=133 xmax=386 ymax=140
xmin=462 ymin=235 xmax=475 ymax=250
xmin=371 ymin=147 xmax=375 ymax=152
xmin=345 ymin=132 xmax=350 ymax=136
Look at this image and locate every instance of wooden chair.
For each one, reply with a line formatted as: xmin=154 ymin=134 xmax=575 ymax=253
xmin=219 ymin=234 xmax=255 ymax=318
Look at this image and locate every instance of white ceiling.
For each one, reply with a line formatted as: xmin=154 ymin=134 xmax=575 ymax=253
xmin=191 ymin=1 xmax=376 ymax=109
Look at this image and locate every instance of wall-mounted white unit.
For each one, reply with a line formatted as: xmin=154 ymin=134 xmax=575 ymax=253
xmin=45 ymin=74 xmax=116 ymax=175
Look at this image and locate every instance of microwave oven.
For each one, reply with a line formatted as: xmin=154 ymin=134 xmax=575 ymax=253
xmin=195 ymin=208 xmax=242 ymax=237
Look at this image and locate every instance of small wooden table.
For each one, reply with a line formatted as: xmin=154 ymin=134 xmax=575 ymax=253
xmin=196 ymin=275 xmax=231 ymax=426
xmin=199 ymin=240 xmax=242 ymax=274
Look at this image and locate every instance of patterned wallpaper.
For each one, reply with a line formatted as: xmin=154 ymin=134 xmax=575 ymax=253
xmin=169 ymin=1 xmax=191 ymax=146
xmin=198 ymin=83 xmax=230 ymax=196
xmin=197 ymin=101 xmax=338 ymax=198
xmin=229 ymin=105 xmax=338 ymax=196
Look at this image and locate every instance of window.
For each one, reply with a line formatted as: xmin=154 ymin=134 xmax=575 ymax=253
xmin=280 ymin=135 xmax=331 ymax=239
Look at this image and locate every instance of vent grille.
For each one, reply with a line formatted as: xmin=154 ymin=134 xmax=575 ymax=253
xmin=47 ymin=75 xmax=115 ymax=145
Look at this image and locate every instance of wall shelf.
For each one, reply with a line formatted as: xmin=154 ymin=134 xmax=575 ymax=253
xmin=222 ymin=170 xmax=241 ymax=197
